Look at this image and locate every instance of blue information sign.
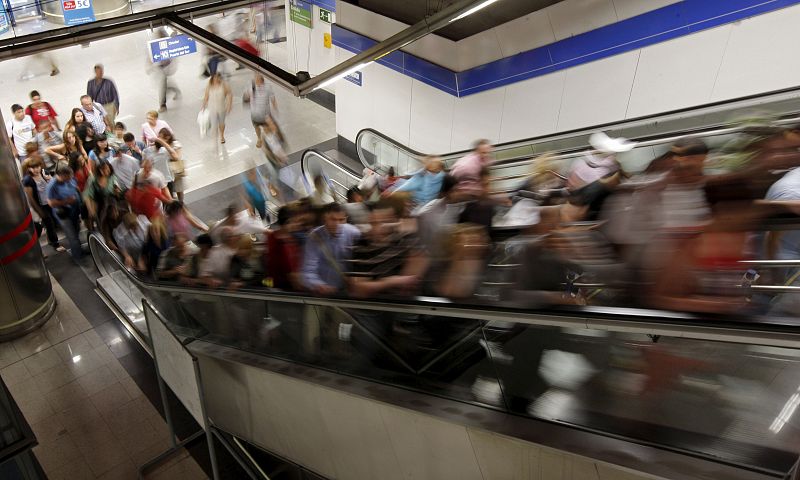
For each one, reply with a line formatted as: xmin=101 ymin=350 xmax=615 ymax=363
xmin=344 ymin=71 xmax=362 ymax=86
xmin=61 ymin=0 xmax=95 ymax=27
xmin=0 ymin=9 xmax=9 ymax=35
xmin=148 ymin=35 xmax=198 ymax=63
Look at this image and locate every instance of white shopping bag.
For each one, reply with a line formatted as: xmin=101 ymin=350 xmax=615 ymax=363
xmin=197 ymin=109 xmax=211 ymax=139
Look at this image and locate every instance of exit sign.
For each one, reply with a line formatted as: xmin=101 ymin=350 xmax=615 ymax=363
xmin=319 ymin=8 xmax=332 ymax=23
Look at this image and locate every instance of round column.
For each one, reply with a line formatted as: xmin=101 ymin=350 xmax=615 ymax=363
xmin=42 ymin=0 xmax=131 ymax=25
xmin=0 ymin=110 xmax=54 ymax=341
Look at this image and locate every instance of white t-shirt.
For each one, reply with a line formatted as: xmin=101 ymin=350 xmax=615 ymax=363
xmin=110 ymin=154 xmax=140 ymax=189
xmin=204 ymin=244 xmax=236 ymax=278
xmin=143 ymin=146 xmax=174 ymax=183
xmin=136 ymin=168 xmax=168 ymax=190
xmin=6 ymin=115 xmax=36 ymax=156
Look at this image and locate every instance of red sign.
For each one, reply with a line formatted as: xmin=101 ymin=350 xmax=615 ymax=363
xmin=63 ymin=0 xmax=76 ymax=10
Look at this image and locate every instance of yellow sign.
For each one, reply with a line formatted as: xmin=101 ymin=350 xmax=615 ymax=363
xmin=323 ymin=32 xmax=332 ymax=49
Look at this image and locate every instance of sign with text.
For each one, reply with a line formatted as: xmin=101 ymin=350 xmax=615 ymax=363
xmin=319 ymin=7 xmax=332 ymax=23
xmin=61 ymin=0 xmax=95 ymax=26
xmin=289 ymin=0 xmax=312 ymax=28
xmin=0 ymin=9 xmax=9 ymax=35
xmin=148 ymin=34 xmax=198 ymax=63
xmin=345 ymin=71 xmax=362 ymax=86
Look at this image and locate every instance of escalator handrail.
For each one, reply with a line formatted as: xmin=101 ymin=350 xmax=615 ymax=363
xmin=357 ymin=113 xmax=800 ymax=177
xmin=87 ymin=232 xmax=800 ymax=348
xmin=354 ymin=81 xmax=800 ymax=170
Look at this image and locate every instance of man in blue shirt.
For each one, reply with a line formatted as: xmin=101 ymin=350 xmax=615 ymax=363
xmin=302 ymin=203 xmax=361 ymax=295
xmin=392 ymin=156 xmax=445 ymax=207
xmin=46 ymin=164 xmax=82 ymax=261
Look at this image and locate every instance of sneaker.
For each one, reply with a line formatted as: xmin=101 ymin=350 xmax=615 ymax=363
xmin=158 ymin=105 xmax=167 ymax=113
xmin=478 ymin=339 xmax=514 ymax=365
xmin=55 ymin=245 xmax=67 ymax=252
xmin=255 ymin=140 xmax=262 ymax=149
xmin=50 ymin=69 xmax=60 ymax=76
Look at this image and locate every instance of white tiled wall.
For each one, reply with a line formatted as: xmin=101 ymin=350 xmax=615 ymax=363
xmin=408 ymin=80 xmax=456 ymax=154
xmin=611 ymin=0 xmax=682 ymax=22
xmin=546 ymin=0 xmax=618 ymax=41
xmin=336 ymin=3 xmax=800 ymax=152
xmin=626 ymin=25 xmax=732 ymax=118
xmin=556 ymin=50 xmax=640 ymax=131
xmin=450 ymin=87 xmax=506 ymax=149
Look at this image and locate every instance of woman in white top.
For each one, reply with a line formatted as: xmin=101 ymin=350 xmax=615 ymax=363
xmin=152 ymin=128 xmax=185 ymax=202
xmin=141 ymin=110 xmax=172 ymax=147
xmin=202 ymin=73 xmax=232 ymax=144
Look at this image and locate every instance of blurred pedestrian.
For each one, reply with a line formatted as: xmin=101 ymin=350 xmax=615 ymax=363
xmin=87 ymin=64 xmax=120 ymax=124
xmin=141 ymin=110 xmax=172 ymax=147
xmin=25 ymin=90 xmax=60 ymax=130
xmin=202 ymin=73 xmax=232 ymax=144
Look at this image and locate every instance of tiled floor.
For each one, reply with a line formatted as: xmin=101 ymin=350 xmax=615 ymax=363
xmin=0 ymin=278 xmax=206 ymax=479
xmin=0 ymin=19 xmax=336 ymax=195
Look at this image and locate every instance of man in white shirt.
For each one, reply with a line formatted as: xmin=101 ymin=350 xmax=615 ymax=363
xmin=136 ymin=158 xmax=171 ymax=200
xmin=110 ymin=151 xmax=140 ymax=190
xmin=202 ymin=226 xmax=239 ymax=286
xmin=6 ymin=104 xmax=36 ymax=161
xmin=79 ymin=95 xmax=111 ymax=136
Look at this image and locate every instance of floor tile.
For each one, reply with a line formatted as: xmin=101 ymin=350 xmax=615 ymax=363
xmin=12 ymin=330 xmax=51 ymax=359
xmin=91 ymin=381 xmax=134 ymax=418
xmin=33 ymin=432 xmax=83 ymax=474
xmin=0 ymin=360 xmax=30 ymax=387
xmin=22 ymin=347 xmax=62 ymax=376
xmin=0 ymin=341 xmax=21 ymax=369
xmin=45 ymin=379 xmax=90 ymax=413
xmin=7 ymin=376 xmax=45 ymax=404
xmin=96 ymin=459 xmax=139 ymax=480
xmin=59 ymin=401 xmax=106 ymax=435
xmin=77 ymin=364 xmax=119 ymax=396
xmin=19 ymin=395 xmax=54 ymax=424
xmin=49 ymin=464 xmax=96 ymax=480
xmin=33 ymin=363 xmax=79 ymax=394
xmin=53 ymin=331 xmax=98 ymax=363
xmin=75 ymin=422 xmax=129 ymax=477
xmin=30 ymin=413 xmax=68 ymax=444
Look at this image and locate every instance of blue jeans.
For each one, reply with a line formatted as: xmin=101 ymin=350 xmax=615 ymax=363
xmin=55 ymin=208 xmax=82 ymax=261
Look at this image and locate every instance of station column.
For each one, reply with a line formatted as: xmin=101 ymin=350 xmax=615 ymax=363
xmin=0 ymin=110 xmax=54 ymax=340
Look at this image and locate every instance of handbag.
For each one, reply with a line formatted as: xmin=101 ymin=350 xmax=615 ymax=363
xmin=169 ymin=156 xmax=186 ymax=177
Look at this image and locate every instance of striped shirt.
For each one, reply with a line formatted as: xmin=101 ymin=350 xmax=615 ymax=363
xmin=80 ymin=103 xmax=108 ymax=135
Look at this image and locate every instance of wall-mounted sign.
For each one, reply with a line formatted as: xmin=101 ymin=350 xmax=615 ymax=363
xmin=61 ymin=0 xmax=95 ymax=26
xmin=319 ymin=8 xmax=333 ymax=23
xmin=0 ymin=9 xmax=9 ymax=35
xmin=290 ymin=0 xmax=313 ymax=28
xmin=323 ymin=32 xmax=332 ymax=49
xmin=148 ymin=35 xmax=198 ymax=63
xmin=345 ymin=71 xmax=362 ymax=86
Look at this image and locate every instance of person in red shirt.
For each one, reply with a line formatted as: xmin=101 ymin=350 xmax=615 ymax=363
xmin=265 ymin=205 xmax=304 ymax=291
xmin=25 ymin=90 xmax=60 ymax=131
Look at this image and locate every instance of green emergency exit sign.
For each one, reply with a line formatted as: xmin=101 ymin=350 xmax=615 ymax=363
xmin=319 ymin=8 xmax=332 ymax=23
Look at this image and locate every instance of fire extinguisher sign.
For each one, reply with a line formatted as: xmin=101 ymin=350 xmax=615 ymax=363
xmin=62 ymin=0 xmax=95 ymax=26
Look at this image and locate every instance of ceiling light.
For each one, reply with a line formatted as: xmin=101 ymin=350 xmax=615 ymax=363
xmin=449 ymin=0 xmax=500 ymax=23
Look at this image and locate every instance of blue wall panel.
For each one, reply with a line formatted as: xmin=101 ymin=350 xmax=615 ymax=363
xmin=332 ymin=0 xmax=800 ymax=97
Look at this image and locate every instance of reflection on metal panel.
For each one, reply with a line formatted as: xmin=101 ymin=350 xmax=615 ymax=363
xmin=193 ymin=345 xmax=669 ymax=480
xmin=0 ymin=107 xmax=53 ymax=340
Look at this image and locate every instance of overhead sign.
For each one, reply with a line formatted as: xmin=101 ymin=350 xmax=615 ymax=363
xmin=0 ymin=9 xmax=9 ymax=35
xmin=319 ymin=7 xmax=332 ymax=23
xmin=148 ymin=34 xmax=198 ymax=63
xmin=289 ymin=0 xmax=312 ymax=28
xmin=345 ymin=71 xmax=362 ymax=87
xmin=61 ymin=0 xmax=95 ymax=27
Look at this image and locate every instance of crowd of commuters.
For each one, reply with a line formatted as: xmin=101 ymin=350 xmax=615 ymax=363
xmin=8 ymin=61 xmax=800 ymax=319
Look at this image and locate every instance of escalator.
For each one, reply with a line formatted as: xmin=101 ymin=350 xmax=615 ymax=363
xmin=89 ymin=232 xmax=800 ymax=480
xmin=302 ymin=86 xmax=800 ymax=202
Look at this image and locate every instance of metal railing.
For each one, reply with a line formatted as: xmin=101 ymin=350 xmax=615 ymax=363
xmin=88 ymin=232 xmax=800 ymax=349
